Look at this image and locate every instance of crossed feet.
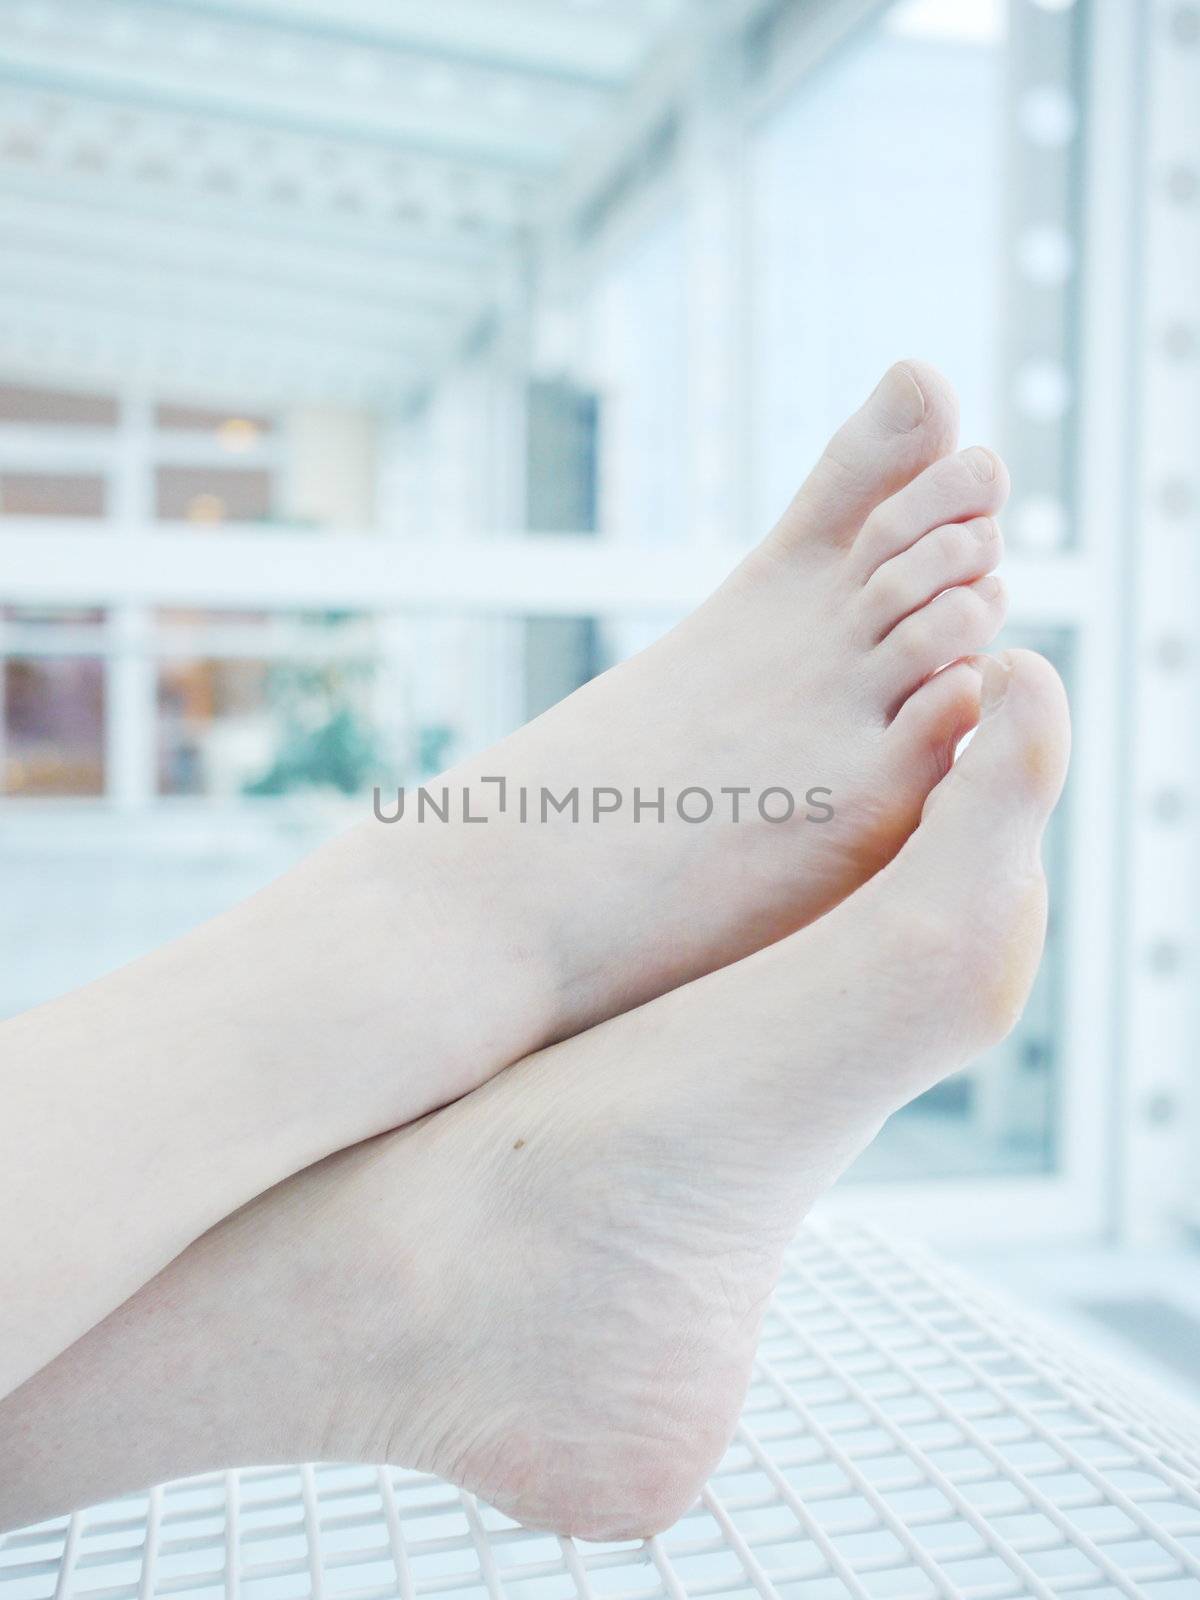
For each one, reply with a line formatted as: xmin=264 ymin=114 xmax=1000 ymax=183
xmin=0 ymin=364 xmax=1069 ymax=1542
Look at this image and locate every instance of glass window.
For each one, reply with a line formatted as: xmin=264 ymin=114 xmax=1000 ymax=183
xmin=581 ymin=210 xmax=689 ymax=544
xmin=748 ymin=2 xmax=1004 ymax=532
xmin=0 ymin=383 xmax=118 ymax=427
xmin=155 ymin=610 xmax=383 ymax=797
xmin=154 ymin=404 xmax=274 ymax=443
xmin=748 ymin=0 xmax=1079 ymax=557
xmin=3 ymin=656 xmax=105 ymax=796
xmin=152 ymin=609 xmax=398 ymax=798
xmin=0 ymin=471 xmax=107 ymax=518
xmin=2 ymin=605 xmax=106 ymax=626
xmin=154 ymin=464 xmax=274 ymax=524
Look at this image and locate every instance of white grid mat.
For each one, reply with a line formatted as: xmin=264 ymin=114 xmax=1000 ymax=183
xmin=3 ymin=1226 xmax=1199 ymax=1600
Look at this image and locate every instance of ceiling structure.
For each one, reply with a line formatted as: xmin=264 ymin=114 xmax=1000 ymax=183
xmin=0 ymin=0 xmax=699 ymax=411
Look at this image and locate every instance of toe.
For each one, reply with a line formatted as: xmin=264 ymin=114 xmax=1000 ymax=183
xmin=850 ymin=446 xmax=1010 ymax=578
xmin=832 ymin=661 xmax=985 ymax=883
xmin=888 ymin=659 xmax=984 ymax=793
xmin=874 ymin=574 xmax=1007 ymax=716
xmin=850 ymin=651 xmax=1069 ymax=1095
xmin=900 ymin=650 xmax=1069 ymax=1048
xmin=770 ymin=359 xmax=959 ymax=550
xmin=861 ymin=516 xmax=1003 ymax=642
xmin=922 ymin=649 xmax=1071 ymax=834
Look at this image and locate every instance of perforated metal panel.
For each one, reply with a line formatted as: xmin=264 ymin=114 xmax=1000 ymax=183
xmin=3 ymin=1226 xmax=1199 ymax=1600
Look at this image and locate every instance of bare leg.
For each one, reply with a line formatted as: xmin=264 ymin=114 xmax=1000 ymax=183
xmin=0 ymin=654 xmax=1067 ymax=1539
xmin=0 ymin=815 xmax=564 ymax=1400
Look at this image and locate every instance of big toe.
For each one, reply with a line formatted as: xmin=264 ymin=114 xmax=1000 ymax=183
xmin=774 ymin=359 xmax=960 ymax=549
xmin=922 ymin=648 xmax=1070 ymax=853
xmin=882 ymin=650 xmax=1070 ymax=1063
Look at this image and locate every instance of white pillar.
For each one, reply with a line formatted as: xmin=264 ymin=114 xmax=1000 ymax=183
xmin=105 ymin=391 xmax=155 ymax=809
xmin=1119 ymin=0 xmax=1200 ymax=1245
xmin=681 ymin=42 xmax=751 ymax=550
xmin=282 ymin=406 xmax=377 ymax=532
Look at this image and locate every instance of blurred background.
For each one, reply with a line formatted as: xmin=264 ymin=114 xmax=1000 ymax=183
xmin=0 ymin=0 xmax=1196 ymax=1397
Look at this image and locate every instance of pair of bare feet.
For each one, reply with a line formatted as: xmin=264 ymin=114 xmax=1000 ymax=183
xmin=0 ymin=363 xmax=1069 ymax=1542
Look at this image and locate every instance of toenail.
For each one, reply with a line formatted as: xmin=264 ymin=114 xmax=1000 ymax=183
xmin=978 ymin=654 xmax=1011 ymax=716
xmin=963 ymin=446 xmax=997 ymax=482
xmin=874 ymin=364 xmax=927 ymax=433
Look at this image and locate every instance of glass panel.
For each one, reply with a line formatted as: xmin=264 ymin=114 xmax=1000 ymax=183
xmin=154 ymin=404 xmax=274 ymax=444
xmin=393 ymin=614 xmax=524 ymax=778
xmin=154 ymin=464 xmax=274 ymax=524
xmin=154 ymin=611 xmax=384 ymax=797
xmin=2 ymin=656 xmax=105 ymax=795
xmin=0 ymin=383 xmax=118 ymax=427
xmin=579 ymin=209 xmax=689 ymax=545
xmin=154 ymin=607 xmax=380 ymax=640
xmin=523 ymin=617 xmax=603 ymax=720
xmin=0 ymin=471 xmax=107 ymax=517
xmin=157 ymin=656 xmax=381 ymax=797
xmin=526 ymin=380 xmax=599 ymax=535
xmin=748 ymin=0 xmax=1080 ymax=555
xmin=2 ymin=604 xmax=107 ymax=626
xmin=155 ymin=606 xmax=271 ymax=630
xmin=749 ymin=5 xmax=1003 ymax=527
xmin=151 ymin=610 xmax=617 ymax=798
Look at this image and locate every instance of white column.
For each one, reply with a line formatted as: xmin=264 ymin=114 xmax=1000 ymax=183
xmin=105 ymin=390 xmax=155 ymax=809
xmin=282 ymin=406 xmax=377 ymax=532
xmin=0 ymin=610 xmax=7 ymax=790
xmin=681 ymin=42 xmax=751 ymax=550
xmin=481 ymin=264 xmax=534 ymax=741
xmin=1119 ymin=0 xmax=1200 ymax=1245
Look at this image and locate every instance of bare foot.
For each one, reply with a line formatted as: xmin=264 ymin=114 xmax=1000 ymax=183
xmin=388 ymin=358 xmax=1009 ymax=1039
xmin=0 ymin=654 xmax=1067 ymax=1541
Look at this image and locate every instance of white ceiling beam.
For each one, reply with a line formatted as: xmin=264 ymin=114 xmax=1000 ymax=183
xmin=152 ymin=0 xmax=661 ymax=84
xmin=0 ymin=36 xmax=593 ymax=173
xmin=0 ymin=248 xmax=459 ymax=358
xmin=0 ymin=168 xmax=513 ymax=280
xmin=0 ymin=0 xmax=698 ymax=411
xmin=0 ymin=351 xmax=414 ymax=415
xmin=0 ymin=190 xmax=496 ymax=311
xmin=742 ymin=0 xmax=896 ymax=124
xmin=0 ymin=298 xmax=428 ymax=412
xmin=0 ymin=66 xmax=535 ymax=237
xmin=0 ymin=115 xmax=507 ymax=402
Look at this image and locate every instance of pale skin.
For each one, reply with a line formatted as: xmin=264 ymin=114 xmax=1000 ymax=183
xmin=0 ymin=362 xmax=1069 ymax=1539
